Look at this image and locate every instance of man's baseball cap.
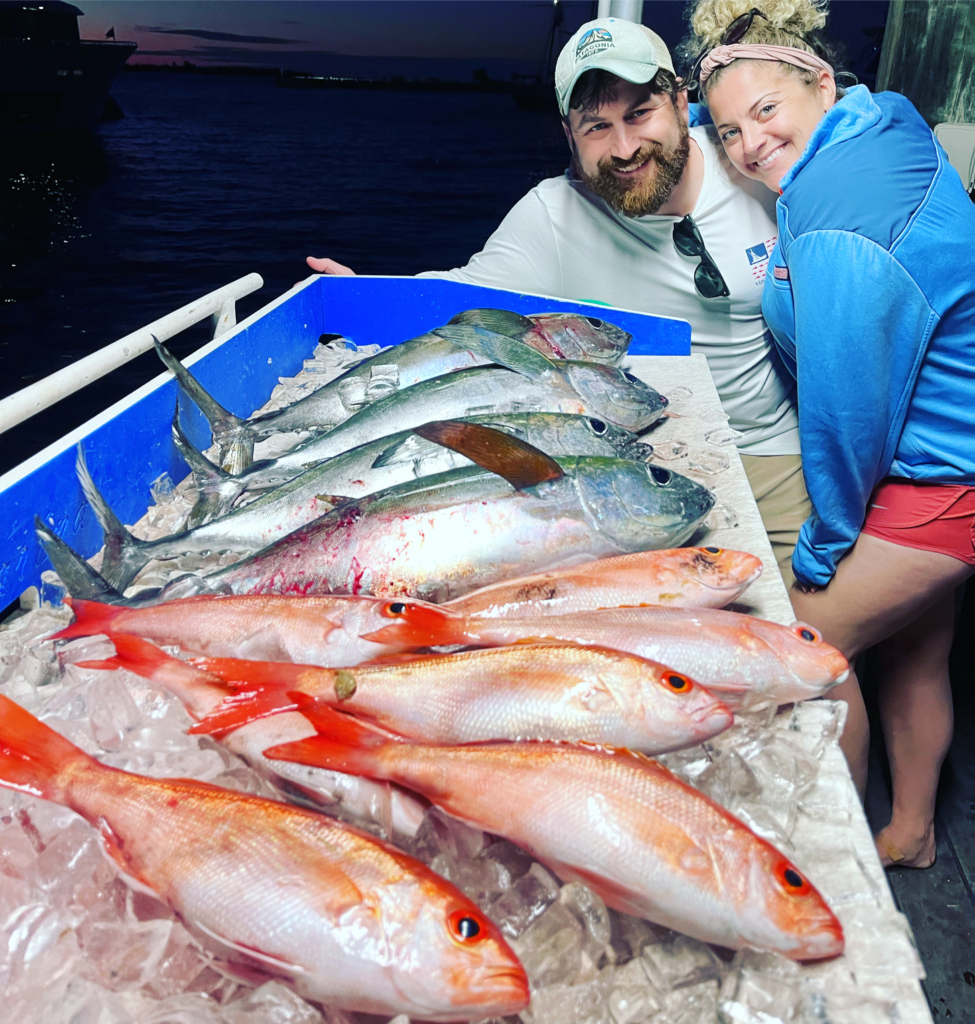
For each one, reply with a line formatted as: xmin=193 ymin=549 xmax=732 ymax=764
xmin=555 ymin=18 xmax=676 ymax=117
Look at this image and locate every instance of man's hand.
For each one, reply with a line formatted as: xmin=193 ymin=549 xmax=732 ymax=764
xmin=306 ymin=256 xmax=356 ymax=276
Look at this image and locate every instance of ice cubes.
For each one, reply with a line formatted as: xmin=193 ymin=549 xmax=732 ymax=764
xmin=641 ymin=935 xmax=723 ymax=993
xmin=488 ymin=863 xmax=560 ymax=939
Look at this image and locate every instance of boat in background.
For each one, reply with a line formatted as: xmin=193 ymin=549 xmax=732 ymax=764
xmin=0 ymin=0 xmax=135 ymax=138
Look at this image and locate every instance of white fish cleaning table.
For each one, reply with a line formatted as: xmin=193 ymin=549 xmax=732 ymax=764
xmin=630 ymin=353 xmax=931 ymax=1024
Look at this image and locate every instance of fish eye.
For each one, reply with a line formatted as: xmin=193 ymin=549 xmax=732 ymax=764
xmin=703 ymin=546 xmax=722 ymax=554
xmin=622 ymin=371 xmax=641 ymax=384
xmin=648 ymin=465 xmax=672 ymax=485
xmin=664 ymin=673 xmax=690 ymax=692
xmin=586 ymin=417 xmax=608 ymax=435
xmin=448 ymin=909 xmax=487 ymax=943
xmin=384 ymin=602 xmax=408 ymax=617
xmin=793 ymin=624 xmax=820 ymax=643
xmin=585 ymin=317 xmax=604 ymax=328
xmin=775 ymin=860 xmax=811 ymax=895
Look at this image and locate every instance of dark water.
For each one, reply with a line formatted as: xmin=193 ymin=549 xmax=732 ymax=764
xmin=0 ymin=71 xmax=569 ymax=473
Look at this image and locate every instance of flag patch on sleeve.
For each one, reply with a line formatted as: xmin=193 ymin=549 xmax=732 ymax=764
xmin=745 ymin=237 xmax=777 ymax=284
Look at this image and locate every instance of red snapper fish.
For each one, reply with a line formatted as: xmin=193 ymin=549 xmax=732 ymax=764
xmin=362 ymin=603 xmax=850 ymax=710
xmin=265 ymin=711 xmax=845 ymax=962
xmin=80 ymin=635 xmax=428 ymax=838
xmin=49 ymin=593 xmax=414 ymax=666
xmin=0 ymin=695 xmax=528 ymax=1021
xmin=442 ymin=547 xmax=763 ymax=619
xmin=180 ymin=642 xmax=733 ymax=755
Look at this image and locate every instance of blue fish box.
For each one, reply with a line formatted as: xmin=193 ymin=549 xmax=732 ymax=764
xmin=0 ymin=276 xmax=690 ymax=612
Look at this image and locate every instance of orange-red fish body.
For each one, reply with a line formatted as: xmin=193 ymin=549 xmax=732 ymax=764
xmin=52 ymin=593 xmax=413 ymax=666
xmin=267 ymin=724 xmax=844 ymax=962
xmin=365 ymin=603 xmax=849 ymax=710
xmin=442 ymin=547 xmax=763 ymax=618
xmin=0 ymin=696 xmax=528 ymax=1021
xmin=191 ymin=642 xmax=733 ymax=754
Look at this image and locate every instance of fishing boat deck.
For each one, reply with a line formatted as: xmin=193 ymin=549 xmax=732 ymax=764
xmin=864 ymin=585 xmax=975 ymax=1023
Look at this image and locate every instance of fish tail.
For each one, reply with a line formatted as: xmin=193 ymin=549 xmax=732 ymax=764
xmin=34 ymin=520 xmax=127 ymax=605
xmin=171 ymin=410 xmax=244 ymax=526
xmin=264 ymin=703 xmax=392 ymax=778
xmin=359 ymin=602 xmax=474 ymax=647
xmin=76 ymin=446 xmax=153 ymax=593
xmin=154 ymin=337 xmax=255 ymax=474
xmin=48 ymin=598 xmax=128 ymax=641
xmin=186 ymin=661 xmax=313 ymax=736
xmin=0 ymin=695 xmax=92 ymax=802
xmin=76 ymin=633 xmax=173 ymax=676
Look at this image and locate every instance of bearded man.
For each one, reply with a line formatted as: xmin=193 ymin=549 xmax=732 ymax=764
xmin=307 ymin=19 xmax=807 ymax=583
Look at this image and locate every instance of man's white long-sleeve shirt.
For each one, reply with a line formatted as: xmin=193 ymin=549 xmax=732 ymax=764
xmin=419 ymin=127 xmax=799 ymax=455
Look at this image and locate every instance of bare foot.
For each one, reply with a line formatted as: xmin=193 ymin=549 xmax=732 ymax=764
xmin=875 ymin=825 xmax=936 ymax=869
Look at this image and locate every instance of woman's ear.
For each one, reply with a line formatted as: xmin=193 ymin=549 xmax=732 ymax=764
xmin=818 ymin=69 xmax=837 ymax=111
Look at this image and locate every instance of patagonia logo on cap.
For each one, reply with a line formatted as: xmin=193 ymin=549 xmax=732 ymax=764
xmin=576 ymin=26 xmax=613 ymax=60
xmin=773 ymin=265 xmax=790 ymax=281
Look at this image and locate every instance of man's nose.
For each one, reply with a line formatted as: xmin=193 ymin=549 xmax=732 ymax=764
xmin=609 ymin=123 xmax=644 ymax=161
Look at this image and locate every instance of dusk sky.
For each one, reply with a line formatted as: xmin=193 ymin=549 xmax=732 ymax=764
xmin=72 ymin=1 xmax=888 ymax=80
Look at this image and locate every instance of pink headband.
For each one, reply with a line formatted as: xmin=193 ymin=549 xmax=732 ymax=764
xmin=698 ymin=44 xmax=833 ymax=87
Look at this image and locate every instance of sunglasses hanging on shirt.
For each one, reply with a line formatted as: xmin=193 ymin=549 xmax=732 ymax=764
xmin=673 ymin=215 xmax=730 ymax=299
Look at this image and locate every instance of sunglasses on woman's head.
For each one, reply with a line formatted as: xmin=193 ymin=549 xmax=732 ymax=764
xmin=690 ymin=8 xmax=770 ymax=84
xmin=673 ymin=216 xmax=730 ymax=299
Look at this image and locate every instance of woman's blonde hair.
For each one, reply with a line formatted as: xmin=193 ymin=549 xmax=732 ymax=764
xmin=684 ymin=0 xmax=841 ymax=95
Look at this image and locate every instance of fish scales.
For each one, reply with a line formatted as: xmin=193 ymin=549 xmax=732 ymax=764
xmin=265 ymin=733 xmax=844 ymax=961
xmin=0 ymin=696 xmax=528 ymax=1020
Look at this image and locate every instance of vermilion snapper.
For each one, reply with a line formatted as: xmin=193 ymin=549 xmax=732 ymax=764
xmin=0 ymin=694 xmax=528 ymax=1021
xmin=264 ymin=711 xmax=845 ymax=961
xmin=181 ymin=642 xmax=733 ymax=754
xmin=50 ymin=593 xmax=415 ymax=666
xmin=79 ymin=635 xmax=428 ymax=838
xmin=362 ymin=603 xmax=850 ymax=710
xmin=441 ymin=547 xmax=763 ymax=618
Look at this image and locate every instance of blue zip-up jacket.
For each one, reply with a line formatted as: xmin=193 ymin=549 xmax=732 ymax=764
xmin=763 ymin=85 xmax=975 ymax=585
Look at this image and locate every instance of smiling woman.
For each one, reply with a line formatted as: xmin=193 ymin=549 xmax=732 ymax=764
xmin=690 ymin=0 xmax=975 ymax=874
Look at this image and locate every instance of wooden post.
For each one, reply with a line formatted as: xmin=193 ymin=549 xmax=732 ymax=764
xmin=876 ymin=1 xmax=974 ymax=126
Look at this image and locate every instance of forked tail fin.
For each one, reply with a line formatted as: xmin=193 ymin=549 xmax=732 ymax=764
xmin=34 ymin=520 xmax=127 ymax=604
xmin=0 ymin=694 xmax=94 ymax=803
xmin=264 ymin=702 xmax=394 ymax=779
xmin=76 ymin=446 xmax=153 ymax=592
xmin=154 ymin=336 xmax=255 ymax=474
xmin=170 ymin=410 xmax=245 ymax=527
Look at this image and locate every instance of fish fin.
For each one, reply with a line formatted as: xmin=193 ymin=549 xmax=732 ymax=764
xmin=432 ymin=324 xmax=555 ymax=380
xmin=189 ymin=657 xmax=317 ymax=689
xmin=447 ymin=308 xmax=535 ymax=338
xmin=154 ymin=336 xmax=255 ymax=474
xmin=413 ymin=421 xmax=564 ymax=490
xmin=371 ymin=433 xmax=450 ymax=469
xmin=76 ymin=445 xmax=153 ymax=592
xmin=264 ymin=709 xmax=393 ymax=778
xmin=353 ymin=651 xmax=446 ymax=666
xmin=96 ymin=816 xmax=161 ymax=897
xmin=0 ymin=695 xmax=91 ymax=803
xmin=193 ymin=920 xmax=308 ymax=975
xmin=187 ymin=688 xmax=298 ymax=736
xmin=171 ymin=410 xmax=245 ymax=526
xmin=359 ymin=602 xmax=472 ymax=646
xmin=34 ymin=519 xmax=127 ymax=604
xmin=47 ymin=598 xmax=126 ymax=641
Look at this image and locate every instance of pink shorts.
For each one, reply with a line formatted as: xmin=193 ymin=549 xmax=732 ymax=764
xmin=860 ymin=478 xmax=975 ymax=565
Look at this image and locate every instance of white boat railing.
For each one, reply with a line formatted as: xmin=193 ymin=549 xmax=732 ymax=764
xmin=0 ymin=273 xmax=263 ymax=436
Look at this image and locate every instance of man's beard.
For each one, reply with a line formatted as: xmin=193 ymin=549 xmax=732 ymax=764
xmin=577 ymin=116 xmax=690 ymax=217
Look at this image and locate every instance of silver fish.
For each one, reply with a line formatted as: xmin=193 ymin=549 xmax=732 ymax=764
xmin=85 ymin=414 xmax=653 ymax=591
xmin=178 ymin=410 xmax=651 ymax=527
xmin=168 ymin=423 xmax=714 ymax=604
xmin=159 ymin=310 xmax=632 ymax=473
